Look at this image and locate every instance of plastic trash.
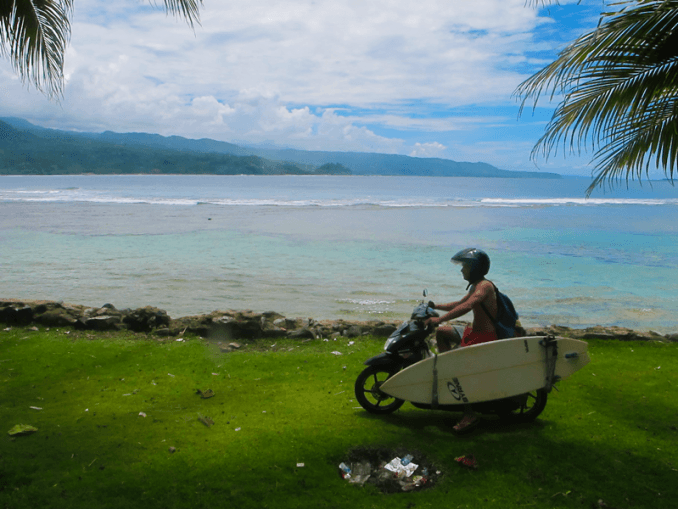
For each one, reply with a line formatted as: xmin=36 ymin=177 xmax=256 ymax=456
xmin=339 ymin=448 xmax=438 ymax=493
xmin=376 ymin=465 xmax=393 ymax=482
xmin=348 ymin=461 xmax=372 ymax=485
xmin=400 ymin=475 xmax=427 ymax=491
xmin=455 ymin=454 xmax=478 ymax=469
xmin=348 ymin=474 xmax=370 ymax=485
xmin=352 ymin=461 xmax=371 ymax=476
xmin=339 ymin=462 xmax=352 ymax=478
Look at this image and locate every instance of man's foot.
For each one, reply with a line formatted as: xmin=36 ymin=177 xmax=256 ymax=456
xmin=453 ymin=414 xmax=479 ymax=434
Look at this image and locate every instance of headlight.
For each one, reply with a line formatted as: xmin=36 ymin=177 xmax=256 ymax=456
xmin=384 ymin=336 xmax=398 ymax=350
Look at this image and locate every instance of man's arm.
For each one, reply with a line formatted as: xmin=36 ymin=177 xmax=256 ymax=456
xmin=434 ymin=293 xmax=470 ymax=312
xmin=428 ymin=282 xmax=492 ymax=325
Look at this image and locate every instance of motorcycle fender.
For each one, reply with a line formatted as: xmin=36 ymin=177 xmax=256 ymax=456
xmin=363 ymin=352 xmax=401 ymax=369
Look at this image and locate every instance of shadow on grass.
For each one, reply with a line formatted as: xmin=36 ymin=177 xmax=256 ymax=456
xmin=2 ymin=408 xmax=674 ymax=508
xmin=355 ymin=404 xmax=548 ymax=435
xmin=352 ymin=408 xmax=672 ymax=508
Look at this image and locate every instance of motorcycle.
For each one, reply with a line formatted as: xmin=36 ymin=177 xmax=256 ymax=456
xmin=354 ymin=291 xmax=548 ymax=423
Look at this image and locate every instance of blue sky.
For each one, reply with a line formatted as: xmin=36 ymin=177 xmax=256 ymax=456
xmin=0 ymin=0 xmax=609 ymax=176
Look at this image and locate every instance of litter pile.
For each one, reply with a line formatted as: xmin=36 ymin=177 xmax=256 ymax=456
xmin=338 ymin=446 xmax=441 ymax=493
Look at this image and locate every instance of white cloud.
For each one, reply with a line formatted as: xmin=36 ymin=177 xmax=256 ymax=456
xmin=0 ymin=0 xmax=592 ymax=171
xmin=410 ymin=142 xmax=447 ymax=158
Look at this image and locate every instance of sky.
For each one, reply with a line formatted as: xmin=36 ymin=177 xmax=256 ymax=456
xmin=0 ymin=0 xmax=609 ymax=176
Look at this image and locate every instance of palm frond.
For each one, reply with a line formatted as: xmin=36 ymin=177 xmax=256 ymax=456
xmin=516 ymin=0 xmax=678 ymax=194
xmin=0 ymin=0 xmax=202 ymax=98
xmin=158 ymin=0 xmax=202 ymax=28
xmin=0 ymin=0 xmax=73 ymax=98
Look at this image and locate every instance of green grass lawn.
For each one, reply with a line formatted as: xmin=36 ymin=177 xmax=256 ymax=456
xmin=0 ymin=327 xmax=676 ymax=508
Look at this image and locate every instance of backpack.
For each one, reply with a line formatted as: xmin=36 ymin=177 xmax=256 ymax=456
xmin=480 ymin=282 xmax=519 ymax=339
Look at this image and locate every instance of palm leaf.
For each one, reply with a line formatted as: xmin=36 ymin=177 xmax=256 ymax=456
xmin=0 ymin=0 xmax=73 ymax=98
xmin=1 ymin=0 xmax=202 ymax=98
xmin=160 ymin=0 xmax=202 ymax=28
xmin=516 ymin=0 xmax=678 ymax=194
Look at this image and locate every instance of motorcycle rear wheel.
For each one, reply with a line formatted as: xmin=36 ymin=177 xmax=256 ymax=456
xmin=354 ymin=366 xmax=405 ymax=414
xmin=498 ymin=388 xmax=548 ymax=423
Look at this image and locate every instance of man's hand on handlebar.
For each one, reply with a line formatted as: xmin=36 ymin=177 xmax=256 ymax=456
xmin=425 ymin=316 xmax=443 ymax=327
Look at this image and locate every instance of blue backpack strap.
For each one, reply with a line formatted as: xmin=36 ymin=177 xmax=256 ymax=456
xmin=480 ymin=281 xmax=517 ymax=339
xmin=478 ymin=280 xmax=498 ymax=324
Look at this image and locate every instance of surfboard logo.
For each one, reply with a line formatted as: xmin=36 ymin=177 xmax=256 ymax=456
xmin=447 ymin=378 xmax=469 ymax=403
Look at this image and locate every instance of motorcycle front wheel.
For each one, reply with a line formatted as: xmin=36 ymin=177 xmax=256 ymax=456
xmin=498 ymin=388 xmax=548 ymax=423
xmin=354 ymin=366 xmax=405 ymax=414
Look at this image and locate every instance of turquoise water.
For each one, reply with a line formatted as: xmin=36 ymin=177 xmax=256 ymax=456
xmin=1 ymin=175 xmax=676 ymax=333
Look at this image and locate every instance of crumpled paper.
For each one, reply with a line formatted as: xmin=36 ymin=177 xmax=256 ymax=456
xmin=384 ymin=457 xmax=419 ymax=478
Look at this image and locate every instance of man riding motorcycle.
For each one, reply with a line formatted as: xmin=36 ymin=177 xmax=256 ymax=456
xmin=425 ymin=248 xmax=500 ymax=433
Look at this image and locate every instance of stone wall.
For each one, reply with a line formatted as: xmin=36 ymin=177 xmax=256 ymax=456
xmin=1 ymin=299 xmax=675 ymax=343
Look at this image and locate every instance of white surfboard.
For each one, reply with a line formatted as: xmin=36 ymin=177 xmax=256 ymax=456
xmin=380 ymin=336 xmax=589 ymax=404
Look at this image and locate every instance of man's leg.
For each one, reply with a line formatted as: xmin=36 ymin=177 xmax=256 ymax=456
xmin=453 ymin=408 xmax=480 ymax=433
xmin=436 ymin=325 xmax=463 ymax=352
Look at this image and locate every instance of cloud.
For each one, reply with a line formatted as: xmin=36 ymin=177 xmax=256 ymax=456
xmin=184 ymin=0 xmax=541 ymax=106
xmin=410 ymin=142 xmax=447 ymax=158
xmin=0 ymin=0 xmax=593 ymax=172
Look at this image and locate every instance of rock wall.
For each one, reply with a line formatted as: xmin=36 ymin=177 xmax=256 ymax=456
xmin=0 ymin=299 xmax=675 ymax=343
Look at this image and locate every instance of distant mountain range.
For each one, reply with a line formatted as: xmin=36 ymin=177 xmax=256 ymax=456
xmin=0 ymin=117 xmax=561 ymax=179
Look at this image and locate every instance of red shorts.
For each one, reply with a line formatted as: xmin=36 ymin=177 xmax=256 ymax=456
xmin=460 ymin=326 xmax=498 ymax=347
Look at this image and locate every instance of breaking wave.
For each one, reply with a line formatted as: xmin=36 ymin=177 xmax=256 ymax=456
xmin=2 ymin=189 xmax=677 ymax=208
xmin=481 ymin=197 xmax=678 ymax=207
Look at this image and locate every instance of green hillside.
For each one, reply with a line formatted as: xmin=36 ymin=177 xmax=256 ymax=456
xmin=0 ymin=117 xmax=559 ymax=178
xmin=0 ymin=120 xmax=349 ymax=176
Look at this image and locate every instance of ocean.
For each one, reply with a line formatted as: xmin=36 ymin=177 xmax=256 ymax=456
xmin=1 ymin=174 xmax=676 ymax=333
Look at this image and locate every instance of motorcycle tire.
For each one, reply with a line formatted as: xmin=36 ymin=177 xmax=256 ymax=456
xmin=354 ymin=365 xmax=405 ymax=414
xmin=498 ymin=388 xmax=548 ymax=423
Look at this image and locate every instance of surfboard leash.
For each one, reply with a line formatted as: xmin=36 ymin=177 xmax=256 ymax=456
xmin=540 ymin=335 xmax=560 ymax=393
xmin=431 ymin=353 xmax=439 ymax=409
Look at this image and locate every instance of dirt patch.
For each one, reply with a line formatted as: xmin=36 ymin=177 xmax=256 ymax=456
xmin=338 ymin=446 xmax=442 ymax=493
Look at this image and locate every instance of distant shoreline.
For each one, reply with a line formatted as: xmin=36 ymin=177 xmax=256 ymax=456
xmin=0 ymin=172 xmax=561 ymax=178
xmin=1 ymin=117 xmax=561 ymax=179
